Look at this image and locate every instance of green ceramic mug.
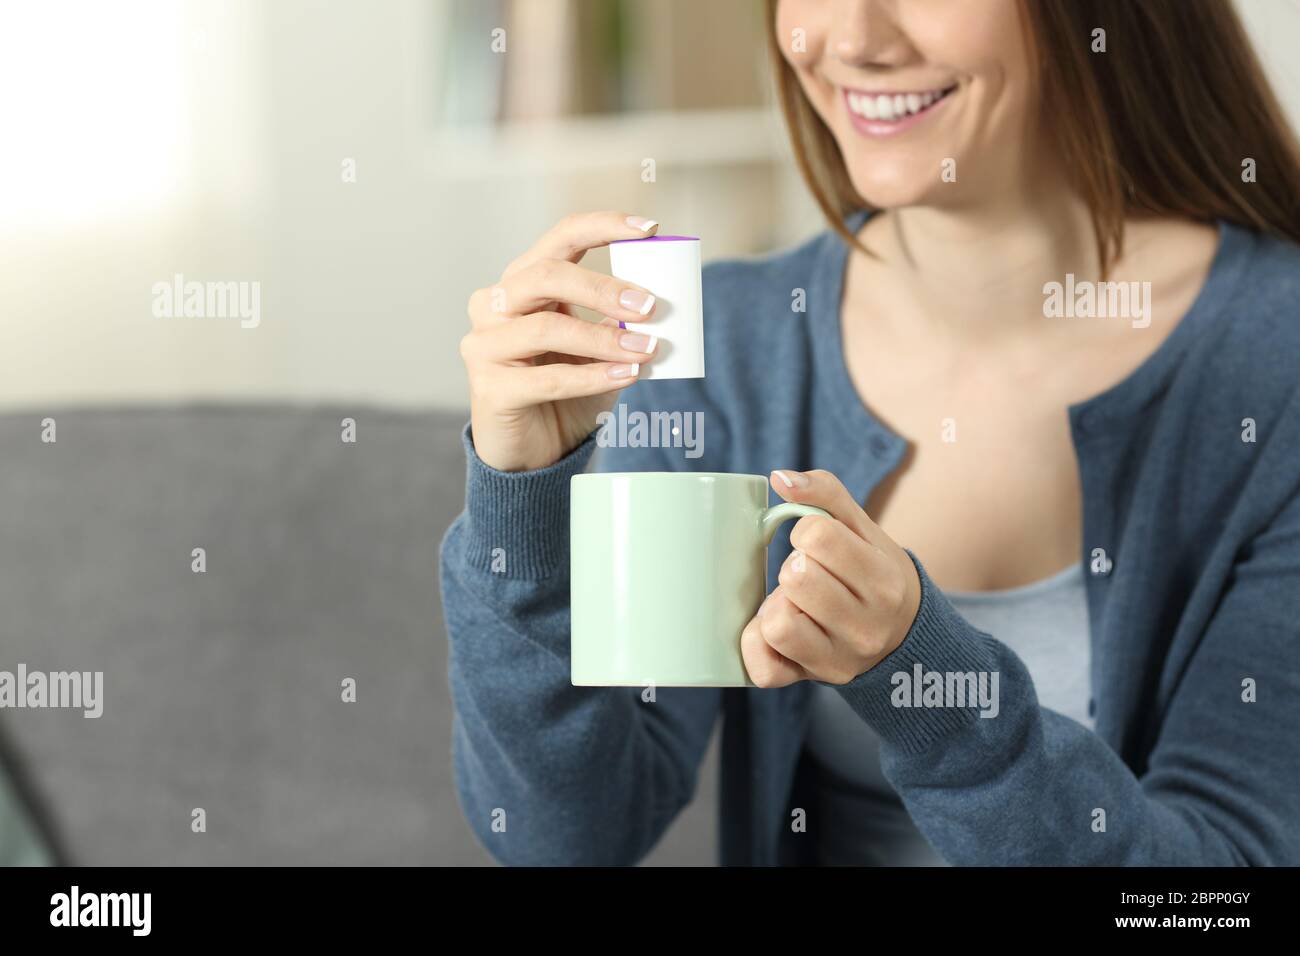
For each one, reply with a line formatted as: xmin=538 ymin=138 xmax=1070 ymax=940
xmin=570 ymin=472 xmax=830 ymax=687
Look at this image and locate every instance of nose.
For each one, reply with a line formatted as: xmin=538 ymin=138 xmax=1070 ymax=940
xmin=828 ymin=0 xmax=901 ymax=67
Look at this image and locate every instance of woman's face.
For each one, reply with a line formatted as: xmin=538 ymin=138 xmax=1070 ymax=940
xmin=776 ymin=0 xmax=1040 ymax=210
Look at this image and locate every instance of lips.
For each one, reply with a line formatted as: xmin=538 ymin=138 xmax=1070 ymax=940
xmin=840 ymin=84 xmax=957 ymax=136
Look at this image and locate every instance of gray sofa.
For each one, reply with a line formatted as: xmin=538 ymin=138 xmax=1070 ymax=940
xmin=0 ymin=406 xmax=715 ymax=865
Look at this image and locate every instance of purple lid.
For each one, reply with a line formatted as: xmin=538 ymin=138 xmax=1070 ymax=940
xmin=610 ymin=235 xmax=699 ymax=243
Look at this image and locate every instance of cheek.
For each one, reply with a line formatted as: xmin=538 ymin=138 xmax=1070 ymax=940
xmin=774 ymin=0 xmax=827 ymax=72
xmin=904 ymin=0 xmax=1036 ymax=113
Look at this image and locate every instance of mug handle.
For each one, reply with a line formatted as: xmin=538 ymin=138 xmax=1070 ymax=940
xmin=760 ymin=502 xmax=831 ymax=546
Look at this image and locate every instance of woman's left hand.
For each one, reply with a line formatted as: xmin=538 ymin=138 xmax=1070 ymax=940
xmin=740 ymin=469 xmax=923 ymax=688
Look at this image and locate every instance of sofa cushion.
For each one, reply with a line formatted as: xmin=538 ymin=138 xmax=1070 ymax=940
xmin=0 ymin=405 xmax=715 ymax=865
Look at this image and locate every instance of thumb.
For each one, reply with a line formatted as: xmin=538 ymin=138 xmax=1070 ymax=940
xmin=770 ymin=468 xmax=880 ymax=545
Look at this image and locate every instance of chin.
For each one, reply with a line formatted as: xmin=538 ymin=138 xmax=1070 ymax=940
xmin=825 ymin=82 xmax=969 ymax=212
xmin=843 ymin=165 xmax=947 ymax=212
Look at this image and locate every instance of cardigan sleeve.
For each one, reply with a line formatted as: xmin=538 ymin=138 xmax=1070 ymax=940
xmin=439 ymin=408 xmax=720 ymax=866
xmin=834 ymin=487 xmax=1300 ymax=865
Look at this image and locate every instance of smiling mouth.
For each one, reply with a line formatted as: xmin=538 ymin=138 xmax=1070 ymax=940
xmin=842 ymin=84 xmax=958 ymax=128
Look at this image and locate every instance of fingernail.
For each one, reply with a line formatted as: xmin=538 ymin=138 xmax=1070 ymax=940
xmin=773 ymin=470 xmax=809 ymax=489
xmin=608 ymin=363 xmax=639 ymax=380
xmin=619 ymin=289 xmax=655 ymax=315
xmin=619 ymin=333 xmax=657 ymax=354
xmin=626 ymin=216 xmax=658 ymax=232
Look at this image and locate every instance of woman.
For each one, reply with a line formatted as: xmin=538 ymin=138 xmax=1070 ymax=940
xmin=442 ymin=0 xmax=1300 ymax=865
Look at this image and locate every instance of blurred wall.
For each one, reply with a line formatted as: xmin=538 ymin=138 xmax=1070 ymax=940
xmin=1 ymin=0 xmax=817 ymax=414
xmin=2 ymin=0 xmax=1297 ymax=414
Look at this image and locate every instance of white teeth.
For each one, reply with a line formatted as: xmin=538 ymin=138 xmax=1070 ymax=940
xmin=847 ymin=87 xmax=950 ymax=121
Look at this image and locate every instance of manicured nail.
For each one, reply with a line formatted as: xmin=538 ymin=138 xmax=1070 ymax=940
xmin=619 ymin=333 xmax=657 ymax=354
xmin=609 ymin=363 xmax=639 ymax=379
xmin=773 ymin=470 xmax=809 ymax=489
xmin=619 ymin=289 xmax=655 ymax=315
xmin=626 ymin=216 xmax=658 ymax=232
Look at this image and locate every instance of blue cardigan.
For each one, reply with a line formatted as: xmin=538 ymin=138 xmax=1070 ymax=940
xmin=439 ymin=216 xmax=1300 ymax=865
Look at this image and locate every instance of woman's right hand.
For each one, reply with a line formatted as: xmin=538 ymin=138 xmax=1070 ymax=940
xmin=461 ymin=211 xmax=663 ymax=473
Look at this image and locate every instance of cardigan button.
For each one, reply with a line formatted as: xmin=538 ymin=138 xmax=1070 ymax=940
xmin=869 ymin=435 xmax=890 ymax=456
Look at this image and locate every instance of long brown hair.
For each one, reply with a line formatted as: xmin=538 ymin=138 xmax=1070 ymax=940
xmin=767 ymin=0 xmax=1300 ymax=270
